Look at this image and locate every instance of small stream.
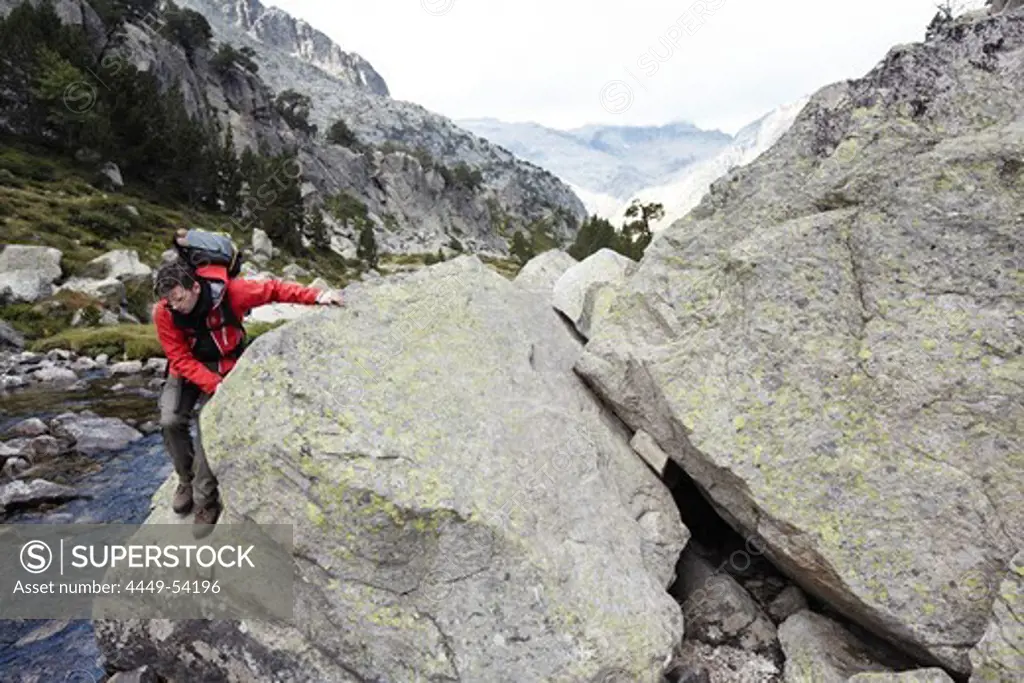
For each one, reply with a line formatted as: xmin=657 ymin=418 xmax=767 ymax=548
xmin=1 ymin=378 xmax=172 ymax=683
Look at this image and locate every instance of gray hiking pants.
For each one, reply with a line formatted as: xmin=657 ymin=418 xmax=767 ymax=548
xmin=159 ymin=372 xmax=219 ymax=509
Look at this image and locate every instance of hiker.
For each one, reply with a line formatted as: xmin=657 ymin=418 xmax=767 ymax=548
xmin=152 ymin=235 xmax=344 ymax=537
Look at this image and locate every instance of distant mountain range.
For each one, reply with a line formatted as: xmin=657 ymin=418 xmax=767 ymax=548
xmin=457 ymin=118 xmax=732 ymax=200
xmin=460 ymin=99 xmax=810 ymax=232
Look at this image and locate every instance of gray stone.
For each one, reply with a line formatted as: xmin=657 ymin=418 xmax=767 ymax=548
xmin=98 ymin=161 xmax=123 ymax=190
xmin=0 ymin=479 xmax=81 ymax=510
xmin=768 ymin=585 xmax=810 ymax=624
xmin=99 ymin=310 xmax=119 ymax=326
xmin=110 ymin=360 xmax=144 ymax=376
xmin=968 ymin=551 xmax=1024 ymax=682
xmin=778 ymin=611 xmax=910 ymax=682
xmin=95 ymin=256 xmax=688 ymax=682
xmin=575 ymin=10 xmax=1024 ymax=675
xmin=308 ymin=277 xmax=332 ymax=291
xmin=677 ymin=548 xmax=778 ymax=653
xmin=252 ymin=229 xmax=273 ymax=264
xmin=51 ymin=414 xmax=143 ymax=455
xmin=552 ymin=248 xmax=635 ymax=339
xmin=143 ymin=358 xmax=167 ymax=375
xmin=673 ymin=641 xmax=779 ymax=683
xmin=32 ymin=367 xmax=78 ymax=383
xmin=46 ymin=348 xmax=73 ymax=361
xmin=0 ymin=320 xmax=25 ymax=349
xmin=1 ymin=456 xmax=31 ymax=479
xmin=95 ymin=353 xmax=109 ymax=365
xmin=514 ymin=249 xmax=578 ymax=295
xmin=0 ymin=245 xmax=63 ymax=304
xmin=282 ymin=263 xmax=310 ymax=279
xmin=6 ymin=418 xmax=49 ymax=438
xmin=71 ymin=356 xmax=98 ymax=372
xmin=630 ymin=429 xmax=670 ymax=476
xmin=83 ymin=249 xmax=153 ymax=284
xmin=0 ymin=375 xmax=27 ymax=391
xmin=56 ymin=277 xmax=126 ymax=309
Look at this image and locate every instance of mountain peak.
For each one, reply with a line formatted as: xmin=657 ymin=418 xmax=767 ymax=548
xmin=180 ymin=0 xmax=389 ymax=96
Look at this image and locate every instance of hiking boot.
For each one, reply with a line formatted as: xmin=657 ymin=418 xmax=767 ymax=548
xmin=192 ymin=500 xmax=222 ymax=539
xmin=172 ymin=483 xmax=193 ymax=515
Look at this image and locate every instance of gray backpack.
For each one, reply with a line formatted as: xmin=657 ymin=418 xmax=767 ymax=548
xmin=172 ymin=229 xmax=243 ymax=277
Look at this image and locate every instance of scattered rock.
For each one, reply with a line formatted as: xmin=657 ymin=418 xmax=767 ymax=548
xmin=676 ymin=547 xmax=778 ymax=654
xmin=46 ymin=349 xmax=73 ymax=362
xmin=674 ymin=640 xmax=780 ymax=683
xmin=32 ymin=367 xmax=78 ymax=383
xmin=95 ymin=354 xmax=109 ymax=366
xmin=123 ymin=205 xmax=140 ymax=218
xmin=0 ymin=479 xmax=83 ymax=511
xmin=1 ymin=375 xmax=28 ymax=391
xmin=514 ymin=249 xmax=578 ymax=295
xmin=143 ymin=358 xmax=167 ymax=375
xmin=5 ymin=418 xmax=49 ymax=438
xmin=56 ymin=276 xmax=126 ymax=309
xmin=778 ymin=611 xmax=914 ymax=682
xmin=768 ymin=585 xmax=810 ymax=624
xmin=0 ymin=320 xmax=25 ymax=350
xmin=97 ymin=161 xmax=124 ymax=190
xmin=110 ymin=360 xmax=144 ymax=376
xmin=50 ymin=413 xmax=143 ymax=456
xmin=282 ymin=263 xmax=310 ymax=279
xmin=71 ymin=356 xmax=99 ymax=372
xmin=552 ymin=248 xmax=635 ymax=339
xmin=139 ymin=421 xmax=160 ymax=435
xmin=1 ymin=457 xmax=31 ymax=479
xmin=0 ymin=245 xmax=63 ymax=304
xmin=83 ymin=249 xmax=152 ymax=284
xmin=252 ymin=228 xmax=273 ymax=264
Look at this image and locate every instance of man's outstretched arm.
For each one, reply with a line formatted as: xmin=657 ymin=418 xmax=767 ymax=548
xmin=230 ymin=278 xmax=344 ymax=310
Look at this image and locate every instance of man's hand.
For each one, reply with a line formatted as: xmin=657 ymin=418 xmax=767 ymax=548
xmin=316 ymin=290 xmax=345 ymax=307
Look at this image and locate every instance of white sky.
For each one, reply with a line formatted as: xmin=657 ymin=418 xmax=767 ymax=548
xmin=267 ymin=0 xmax=987 ymax=135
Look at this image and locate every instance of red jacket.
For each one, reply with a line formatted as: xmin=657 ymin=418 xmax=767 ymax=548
xmin=154 ymin=268 xmax=321 ymax=395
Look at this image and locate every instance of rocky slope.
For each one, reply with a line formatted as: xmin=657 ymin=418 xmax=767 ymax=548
xmin=176 ymin=0 xmax=587 ymax=244
xmin=184 ymin=0 xmax=389 ymax=95
xmin=0 ymin=0 xmax=584 ymax=259
xmin=575 ymin=6 xmax=1023 ymax=677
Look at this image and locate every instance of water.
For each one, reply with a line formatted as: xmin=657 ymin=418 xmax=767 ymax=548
xmin=0 ymin=377 xmax=172 ymax=683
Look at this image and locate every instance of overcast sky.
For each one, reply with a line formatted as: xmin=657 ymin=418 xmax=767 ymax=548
xmin=268 ymin=0 xmax=986 ymax=135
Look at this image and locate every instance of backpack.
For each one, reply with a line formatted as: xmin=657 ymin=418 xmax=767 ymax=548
xmin=172 ymin=228 xmax=243 ymax=278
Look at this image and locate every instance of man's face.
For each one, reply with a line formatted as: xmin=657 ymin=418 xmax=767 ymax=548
xmin=166 ymin=282 xmax=200 ymax=314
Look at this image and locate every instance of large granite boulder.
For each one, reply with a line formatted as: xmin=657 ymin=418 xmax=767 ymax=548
xmin=515 ymin=249 xmax=578 ymax=295
xmin=553 ymin=248 xmax=636 ymax=340
xmin=82 ymin=249 xmax=153 ymax=285
xmin=95 ymin=256 xmax=688 ymax=682
xmin=576 ymin=10 xmax=1023 ymax=676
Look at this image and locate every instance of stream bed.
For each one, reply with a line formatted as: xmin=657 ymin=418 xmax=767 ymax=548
xmin=1 ymin=378 xmax=171 ymax=683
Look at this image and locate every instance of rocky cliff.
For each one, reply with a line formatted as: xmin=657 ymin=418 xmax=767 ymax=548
xmin=182 ymin=0 xmax=389 ymax=95
xmin=576 ymin=6 xmax=1023 ymax=677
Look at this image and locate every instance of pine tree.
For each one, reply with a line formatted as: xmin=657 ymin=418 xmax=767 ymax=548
xmin=357 ymin=223 xmax=378 ymax=269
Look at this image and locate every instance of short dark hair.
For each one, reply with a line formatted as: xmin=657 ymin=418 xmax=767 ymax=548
xmin=154 ymin=259 xmax=197 ymax=299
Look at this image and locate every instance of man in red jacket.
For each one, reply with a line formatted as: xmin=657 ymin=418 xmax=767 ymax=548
xmin=153 ymin=258 xmax=343 ymax=537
